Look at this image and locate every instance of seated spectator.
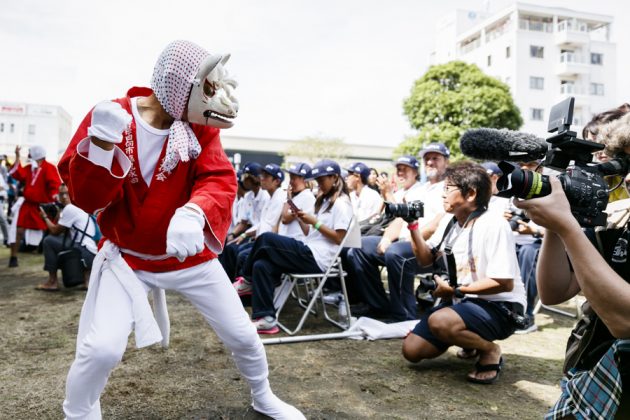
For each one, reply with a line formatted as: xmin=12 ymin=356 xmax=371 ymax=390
xmin=346 ymin=161 xmax=383 ymax=224
xmin=403 ymin=162 xmax=526 ymax=384
xmin=236 ymin=159 xmax=353 ymax=334
xmin=277 ymin=162 xmax=315 ymax=242
xmin=367 ymin=167 xmax=380 ymax=193
xmin=35 ymin=184 xmax=98 ymax=291
xmin=219 ymin=161 xmax=269 ymax=279
xmin=226 ymin=169 xmax=248 ymax=243
xmin=347 ymin=145 xmax=449 ymax=321
xmin=232 ymin=163 xmax=286 ymax=292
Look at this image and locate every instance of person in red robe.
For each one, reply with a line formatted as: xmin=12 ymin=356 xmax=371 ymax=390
xmin=57 ymin=40 xmax=304 ymax=420
xmin=8 ymin=144 xmax=61 ymax=267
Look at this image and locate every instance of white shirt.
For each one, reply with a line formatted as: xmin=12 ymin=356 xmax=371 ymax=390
xmin=256 ymin=187 xmax=285 ymax=236
xmin=350 ymin=186 xmax=383 ymax=223
xmin=303 ymin=195 xmax=353 ymax=271
xmin=243 ymin=189 xmax=270 ymax=233
xmin=398 ymin=180 xmax=444 ymax=240
xmin=428 ymin=211 xmax=526 ymax=308
xmin=131 ymin=97 xmax=169 ymax=186
xmin=58 ymin=204 xmax=98 ymax=254
xmin=278 ymin=188 xmax=316 ymax=242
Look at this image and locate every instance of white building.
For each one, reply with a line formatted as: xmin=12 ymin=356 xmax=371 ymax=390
xmin=432 ymin=2 xmax=616 ymax=138
xmin=0 ymin=102 xmax=72 ymax=162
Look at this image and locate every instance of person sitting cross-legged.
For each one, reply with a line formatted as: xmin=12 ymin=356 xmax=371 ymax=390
xmin=402 ymin=162 xmax=526 ymax=384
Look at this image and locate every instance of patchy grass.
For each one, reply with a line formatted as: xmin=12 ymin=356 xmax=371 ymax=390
xmin=0 ymin=248 xmax=576 ymax=419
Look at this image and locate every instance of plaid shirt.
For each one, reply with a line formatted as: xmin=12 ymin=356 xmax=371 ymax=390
xmin=546 ymin=339 xmax=630 ymax=420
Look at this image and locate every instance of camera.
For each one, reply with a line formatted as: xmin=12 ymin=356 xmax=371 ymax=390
xmin=496 ymin=97 xmax=629 ymax=227
xmin=40 ymin=202 xmax=63 ymax=220
xmin=383 ymin=200 xmax=424 ymax=222
xmin=507 ymin=207 xmax=530 ymax=231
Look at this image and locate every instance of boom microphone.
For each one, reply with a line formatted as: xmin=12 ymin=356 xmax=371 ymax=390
xmin=460 ymin=128 xmax=548 ymax=162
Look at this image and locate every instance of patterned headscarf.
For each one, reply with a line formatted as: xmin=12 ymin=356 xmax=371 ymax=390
xmin=150 ymin=40 xmax=208 ymax=173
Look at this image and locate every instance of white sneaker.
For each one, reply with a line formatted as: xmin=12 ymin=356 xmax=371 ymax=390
xmin=322 ymin=291 xmax=343 ymax=305
xmin=514 ymin=317 xmax=538 ymax=335
xmin=252 ymin=391 xmax=306 ymax=420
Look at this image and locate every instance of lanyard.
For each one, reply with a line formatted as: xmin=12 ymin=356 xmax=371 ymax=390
xmin=440 ymin=208 xmax=486 ymax=285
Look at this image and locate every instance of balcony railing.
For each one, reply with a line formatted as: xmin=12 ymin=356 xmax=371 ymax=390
xmin=560 ymin=84 xmax=585 ymax=95
xmin=519 ymin=19 xmax=553 ymax=32
xmin=557 ymin=20 xmax=588 ymax=33
xmin=559 ymin=52 xmax=585 ymax=64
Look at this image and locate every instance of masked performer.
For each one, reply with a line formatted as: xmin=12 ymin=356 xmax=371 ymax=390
xmin=8 ymin=144 xmax=62 ymax=267
xmin=57 ymin=40 xmax=304 ymax=420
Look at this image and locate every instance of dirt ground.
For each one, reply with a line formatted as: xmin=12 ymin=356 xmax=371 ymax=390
xmin=0 ymin=249 xmax=578 ymax=419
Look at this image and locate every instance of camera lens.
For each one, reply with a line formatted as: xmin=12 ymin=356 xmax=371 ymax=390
xmin=497 ymin=166 xmax=551 ymax=200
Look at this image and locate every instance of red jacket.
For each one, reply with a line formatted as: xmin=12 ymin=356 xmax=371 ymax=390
xmin=11 ymin=160 xmax=61 ymax=230
xmin=57 ymin=87 xmax=237 ymax=272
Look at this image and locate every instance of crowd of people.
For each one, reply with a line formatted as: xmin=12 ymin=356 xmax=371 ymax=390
xmin=6 ymin=39 xmax=630 ymax=418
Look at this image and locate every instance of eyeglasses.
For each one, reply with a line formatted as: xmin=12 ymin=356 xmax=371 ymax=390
xmin=443 ymin=185 xmax=460 ymax=194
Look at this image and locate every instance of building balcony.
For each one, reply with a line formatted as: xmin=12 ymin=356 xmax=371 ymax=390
xmin=558 ymin=85 xmax=589 ymax=107
xmin=555 ymin=52 xmax=590 ymax=76
xmin=554 ymin=20 xmax=590 ymax=46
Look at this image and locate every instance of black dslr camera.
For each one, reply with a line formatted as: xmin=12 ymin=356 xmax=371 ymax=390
xmin=40 ymin=202 xmax=63 ymax=220
xmin=496 ymin=97 xmax=629 ymax=227
xmin=507 ymin=207 xmax=530 ymax=231
xmin=383 ymin=200 xmax=424 ymax=222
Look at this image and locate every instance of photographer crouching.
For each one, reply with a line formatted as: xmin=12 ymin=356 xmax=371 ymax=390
xmin=402 ymin=162 xmax=526 ymax=384
xmin=515 ymin=126 xmax=630 ymax=417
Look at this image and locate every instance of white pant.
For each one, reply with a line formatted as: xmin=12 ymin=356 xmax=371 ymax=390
xmin=63 ymin=259 xmax=269 ymax=420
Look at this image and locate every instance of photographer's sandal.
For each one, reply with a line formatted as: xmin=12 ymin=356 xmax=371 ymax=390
xmin=467 ymin=356 xmax=504 ymax=385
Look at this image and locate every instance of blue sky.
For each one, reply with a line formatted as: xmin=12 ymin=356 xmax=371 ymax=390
xmin=1 ymin=0 xmax=628 ymax=146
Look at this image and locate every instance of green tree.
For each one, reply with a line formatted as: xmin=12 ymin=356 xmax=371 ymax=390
xmin=398 ymin=61 xmax=522 ymax=159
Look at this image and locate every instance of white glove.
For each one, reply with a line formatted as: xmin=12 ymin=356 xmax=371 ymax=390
xmin=166 ymin=206 xmax=205 ymax=262
xmin=87 ymin=100 xmax=132 ymax=143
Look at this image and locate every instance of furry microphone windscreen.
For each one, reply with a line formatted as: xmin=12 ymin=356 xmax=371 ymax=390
xmin=460 ymin=128 xmax=548 ymax=162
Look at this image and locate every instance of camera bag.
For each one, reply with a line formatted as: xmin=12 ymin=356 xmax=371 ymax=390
xmin=58 ymin=217 xmax=90 ymax=288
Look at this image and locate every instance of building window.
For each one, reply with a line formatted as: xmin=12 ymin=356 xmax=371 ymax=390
xmin=531 ymin=108 xmax=545 ymax=121
xmin=487 ymin=55 xmax=492 ymax=66
xmin=10 ymin=123 xmax=14 ymax=133
xmin=530 ymin=76 xmax=544 ymax=90
xmin=28 ymin=124 xmax=36 ymax=135
xmin=530 ymin=45 xmax=544 ymax=58
xmin=0 ymin=123 xmax=3 ymax=133
xmin=590 ymin=83 xmax=605 ymax=96
xmin=506 ymin=46 xmax=511 ymax=58
xmin=591 ymin=53 xmax=603 ymax=65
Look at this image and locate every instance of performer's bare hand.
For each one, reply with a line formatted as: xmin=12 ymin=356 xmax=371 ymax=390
xmin=15 ymin=145 xmax=21 ymax=157
xmin=88 ymin=101 xmax=132 ymax=150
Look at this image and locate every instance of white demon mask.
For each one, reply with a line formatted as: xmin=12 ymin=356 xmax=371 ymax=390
xmin=187 ymin=54 xmax=239 ymax=128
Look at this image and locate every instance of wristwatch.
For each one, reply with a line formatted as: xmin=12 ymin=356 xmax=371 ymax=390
xmin=453 ymin=286 xmax=465 ymax=299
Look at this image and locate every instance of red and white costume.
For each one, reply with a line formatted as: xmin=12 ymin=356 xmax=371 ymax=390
xmin=9 ymin=151 xmax=61 ymax=244
xmin=58 ymin=41 xmax=304 ymax=420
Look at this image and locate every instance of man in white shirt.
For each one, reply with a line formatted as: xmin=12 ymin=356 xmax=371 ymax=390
xmin=346 ymin=161 xmax=383 ymax=224
xmin=348 ymin=145 xmax=450 ymax=321
xmin=36 ymin=184 xmax=97 ymax=291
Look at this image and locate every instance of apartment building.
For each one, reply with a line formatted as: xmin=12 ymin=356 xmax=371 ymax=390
xmin=0 ymin=102 xmax=72 ymax=162
xmin=431 ymin=2 xmax=616 ymax=138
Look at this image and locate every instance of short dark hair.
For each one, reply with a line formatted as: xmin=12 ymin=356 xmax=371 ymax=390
xmin=444 ymin=161 xmax=492 ymax=209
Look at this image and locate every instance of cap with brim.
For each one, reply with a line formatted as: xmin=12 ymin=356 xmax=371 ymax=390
xmin=308 ymin=159 xmax=341 ymax=179
xmin=286 ymin=162 xmax=312 ymax=177
xmin=262 ymin=163 xmax=285 ymax=182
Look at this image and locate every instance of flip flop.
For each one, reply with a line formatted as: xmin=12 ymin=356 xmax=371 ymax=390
xmin=456 ymin=348 xmax=478 ymax=360
xmin=467 ymin=356 xmax=504 ymax=385
xmin=35 ymin=284 xmax=60 ymax=292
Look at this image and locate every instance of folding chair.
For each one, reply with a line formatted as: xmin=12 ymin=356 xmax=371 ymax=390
xmin=533 ymin=295 xmax=584 ymax=319
xmin=270 ymin=216 xmax=361 ymax=337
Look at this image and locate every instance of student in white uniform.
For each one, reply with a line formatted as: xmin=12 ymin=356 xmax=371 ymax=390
xmin=235 ymin=160 xmax=353 ymax=334
xmin=277 ymin=162 xmax=315 ymax=242
xmin=346 ymin=161 xmax=383 ymax=223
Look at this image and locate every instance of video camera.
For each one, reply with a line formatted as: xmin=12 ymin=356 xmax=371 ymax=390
xmin=383 ymin=200 xmax=424 ymax=222
xmin=496 ymin=97 xmax=629 ymax=227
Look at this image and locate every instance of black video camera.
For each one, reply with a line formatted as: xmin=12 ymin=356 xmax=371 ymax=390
xmin=383 ymin=200 xmax=424 ymax=222
xmin=496 ymin=97 xmax=629 ymax=227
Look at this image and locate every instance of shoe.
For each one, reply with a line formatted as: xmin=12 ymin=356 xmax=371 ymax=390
xmin=467 ymin=357 xmax=504 ymax=385
xmin=253 ymin=316 xmax=280 ymax=334
xmin=8 ymin=256 xmax=17 ymax=268
xmin=322 ymin=291 xmax=343 ymax=305
xmin=514 ymin=316 xmax=538 ymax=335
xmin=252 ymin=391 xmax=306 ymax=419
xmin=233 ymin=276 xmax=252 ymax=297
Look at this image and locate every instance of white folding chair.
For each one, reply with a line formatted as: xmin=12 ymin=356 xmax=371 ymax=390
xmin=271 ymin=216 xmax=361 ymax=336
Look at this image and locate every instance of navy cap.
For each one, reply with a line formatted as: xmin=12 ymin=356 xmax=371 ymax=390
xmin=262 ymin=163 xmax=285 ymax=182
xmin=285 ymin=162 xmax=312 ymax=177
xmin=419 ymin=142 xmax=450 ymax=158
xmin=241 ymin=162 xmax=263 ymax=177
xmin=395 ymin=155 xmax=420 ymax=170
xmin=346 ymin=162 xmax=370 ymax=184
xmin=481 ymin=161 xmax=503 ymax=176
xmin=236 ymin=169 xmax=245 ymax=188
xmin=308 ymin=159 xmax=341 ymax=179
